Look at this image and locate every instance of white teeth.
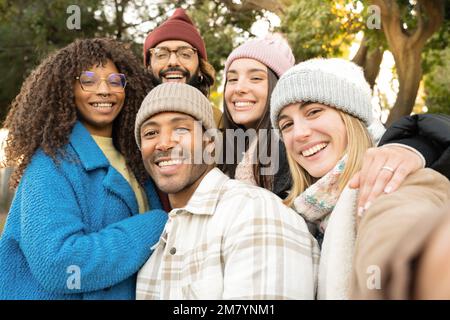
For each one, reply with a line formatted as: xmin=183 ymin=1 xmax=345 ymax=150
xmin=302 ymin=143 xmax=328 ymax=157
xmin=234 ymin=101 xmax=254 ymax=108
xmin=165 ymin=74 xmax=183 ymax=79
xmin=92 ymin=103 xmax=113 ymax=108
xmin=158 ymin=159 xmax=183 ymax=167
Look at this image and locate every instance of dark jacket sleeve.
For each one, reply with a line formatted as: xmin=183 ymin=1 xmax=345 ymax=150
xmin=378 ymin=114 xmax=450 ymax=179
xmin=273 ymin=142 xmax=293 ymax=199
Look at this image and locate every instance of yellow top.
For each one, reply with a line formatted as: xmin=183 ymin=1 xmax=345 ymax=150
xmin=92 ymin=135 xmax=149 ymax=213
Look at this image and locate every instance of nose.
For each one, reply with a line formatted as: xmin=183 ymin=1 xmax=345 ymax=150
xmin=234 ymin=78 xmax=248 ymax=94
xmin=96 ymin=79 xmax=111 ymax=96
xmin=167 ymin=51 xmax=179 ymax=66
xmin=293 ymin=121 xmax=312 ymax=142
xmin=155 ymin=130 xmax=178 ymax=152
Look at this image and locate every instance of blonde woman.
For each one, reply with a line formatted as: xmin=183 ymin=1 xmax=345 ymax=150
xmin=270 ymin=58 xmax=450 ymax=299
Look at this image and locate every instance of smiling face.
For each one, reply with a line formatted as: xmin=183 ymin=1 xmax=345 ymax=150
xmin=73 ymin=59 xmax=125 ymax=137
xmin=278 ymin=102 xmax=348 ymax=178
xmin=224 ymin=58 xmax=269 ymax=129
xmin=148 ymin=40 xmax=200 ymax=84
xmin=140 ymin=112 xmax=211 ymax=202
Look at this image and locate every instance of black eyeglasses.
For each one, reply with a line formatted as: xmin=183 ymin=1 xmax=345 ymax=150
xmin=75 ymin=71 xmax=127 ymax=93
xmin=149 ymin=46 xmax=198 ymax=64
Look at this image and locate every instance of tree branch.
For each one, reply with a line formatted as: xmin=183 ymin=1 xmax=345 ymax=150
xmin=352 ymin=36 xmax=369 ymax=66
xmin=411 ymin=0 xmax=444 ymax=47
xmin=352 ymin=35 xmax=383 ymax=88
xmin=121 ymin=22 xmax=144 ymax=29
xmin=371 ymin=0 xmax=406 ymax=52
xmin=244 ymin=0 xmax=288 ymax=15
xmin=221 ymin=0 xmax=289 ymax=15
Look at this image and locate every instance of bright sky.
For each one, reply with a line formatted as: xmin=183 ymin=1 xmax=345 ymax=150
xmin=250 ymin=11 xmax=281 ymax=38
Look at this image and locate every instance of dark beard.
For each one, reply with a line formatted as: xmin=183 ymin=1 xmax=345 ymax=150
xmin=186 ymin=72 xmax=203 ymax=89
xmin=150 ymin=67 xmax=203 ymax=89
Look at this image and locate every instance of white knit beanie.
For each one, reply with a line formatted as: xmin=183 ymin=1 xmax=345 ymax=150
xmin=270 ymin=58 xmax=385 ymax=142
xmin=135 ymin=83 xmax=216 ymax=149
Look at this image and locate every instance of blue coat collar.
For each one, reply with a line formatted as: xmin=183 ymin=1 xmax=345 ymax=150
xmin=69 ymin=121 xmax=110 ymax=171
xmin=68 ymin=121 xmax=163 ymax=212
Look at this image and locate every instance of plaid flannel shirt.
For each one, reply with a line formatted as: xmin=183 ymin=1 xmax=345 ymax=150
xmin=136 ymin=168 xmax=320 ymax=300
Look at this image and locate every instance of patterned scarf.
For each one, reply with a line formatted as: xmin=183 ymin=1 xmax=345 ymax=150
xmin=234 ymin=138 xmax=258 ymax=186
xmin=293 ymin=155 xmax=347 ymax=233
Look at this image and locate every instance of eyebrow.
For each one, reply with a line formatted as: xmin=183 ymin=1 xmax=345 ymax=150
xmin=82 ymin=71 xmax=121 ymax=76
xmin=141 ymin=115 xmax=193 ymax=128
xmin=278 ymin=102 xmax=315 ymax=122
xmin=154 ymin=45 xmax=194 ymax=50
xmin=277 ymin=113 xmax=290 ymax=123
xmin=226 ymin=68 xmax=268 ymax=75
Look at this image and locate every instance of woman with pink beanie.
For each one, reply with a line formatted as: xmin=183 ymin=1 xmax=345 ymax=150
xmin=220 ymin=34 xmax=297 ymax=198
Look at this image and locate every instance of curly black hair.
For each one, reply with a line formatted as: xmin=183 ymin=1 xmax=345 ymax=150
xmin=3 ymin=38 xmax=154 ymax=188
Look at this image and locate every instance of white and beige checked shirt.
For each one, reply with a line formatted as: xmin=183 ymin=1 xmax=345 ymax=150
xmin=136 ymin=168 xmax=320 ymax=300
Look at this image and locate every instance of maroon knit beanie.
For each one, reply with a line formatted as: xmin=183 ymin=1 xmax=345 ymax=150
xmin=143 ymin=8 xmax=207 ymax=66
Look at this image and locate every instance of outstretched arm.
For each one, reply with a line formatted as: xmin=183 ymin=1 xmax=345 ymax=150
xmin=378 ymin=114 xmax=450 ymax=177
xmin=350 ymin=169 xmax=450 ymax=299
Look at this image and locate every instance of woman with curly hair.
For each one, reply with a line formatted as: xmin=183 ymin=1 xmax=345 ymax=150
xmin=0 ymin=38 xmax=168 ymax=299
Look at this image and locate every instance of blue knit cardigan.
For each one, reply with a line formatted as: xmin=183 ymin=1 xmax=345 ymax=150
xmin=0 ymin=122 xmax=168 ymax=299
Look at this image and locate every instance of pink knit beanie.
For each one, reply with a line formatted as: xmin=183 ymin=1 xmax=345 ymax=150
xmin=224 ymin=34 xmax=295 ymax=78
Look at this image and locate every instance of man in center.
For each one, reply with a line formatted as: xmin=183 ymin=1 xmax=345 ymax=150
xmin=134 ymin=83 xmax=319 ymax=299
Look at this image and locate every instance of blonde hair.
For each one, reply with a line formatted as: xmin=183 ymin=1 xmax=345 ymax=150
xmin=283 ymin=110 xmax=374 ymax=207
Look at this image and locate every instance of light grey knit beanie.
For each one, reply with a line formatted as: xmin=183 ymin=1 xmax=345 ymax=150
xmin=135 ymin=82 xmax=216 ymax=149
xmin=270 ymin=58 xmax=386 ymax=142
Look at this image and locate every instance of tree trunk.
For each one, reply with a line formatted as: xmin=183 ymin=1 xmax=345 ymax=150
xmin=114 ymin=0 xmax=126 ymax=40
xmin=371 ymin=0 xmax=444 ymax=125
xmin=352 ymin=35 xmax=384 ymax=89
xmin=386 ymin=49 xmax=422 ymax=126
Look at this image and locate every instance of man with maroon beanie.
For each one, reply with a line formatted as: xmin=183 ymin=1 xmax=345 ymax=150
xmin=143 ymin=9 xmax=216 ymax=98
xmin=143 ymin=8 xmax=221 ymax=126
